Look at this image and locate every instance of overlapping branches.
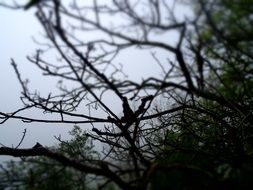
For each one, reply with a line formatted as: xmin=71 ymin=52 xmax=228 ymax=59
xmin=1 ymin=0 xmax=252 ymax=189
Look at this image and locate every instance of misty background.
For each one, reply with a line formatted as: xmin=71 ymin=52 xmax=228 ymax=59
xmin=0 ymin=1 xmax=190 ymax=160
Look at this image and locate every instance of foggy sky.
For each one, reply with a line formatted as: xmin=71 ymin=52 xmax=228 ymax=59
xmin=0 ymin=2 xmax=191 ymax=161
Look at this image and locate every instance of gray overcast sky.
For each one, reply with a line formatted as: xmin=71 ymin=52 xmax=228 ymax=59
xmin=0 ymin=8 xmax=72 ymax=150
xmin=0 ymin=1 xmax=192 ymax=159
xmin=0 ymin=7 xmax=162 ymax=148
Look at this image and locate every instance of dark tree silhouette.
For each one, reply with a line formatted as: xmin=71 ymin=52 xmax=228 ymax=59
xmin=0 ymin=0 xmax=253 ymax=189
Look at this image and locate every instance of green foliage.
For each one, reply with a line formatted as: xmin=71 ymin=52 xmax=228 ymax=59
xmin=147 ymin=1 xmax=253 ymax=189
xmin=0 ymin=126 xmax=98 ymax=190
xmin=0 ymin=158 xmax=79 ymax=190
xmin=59 ymin=125 xmax=100 ymax=162
xmin=1 ymin=1 xmax=253 ymax=189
